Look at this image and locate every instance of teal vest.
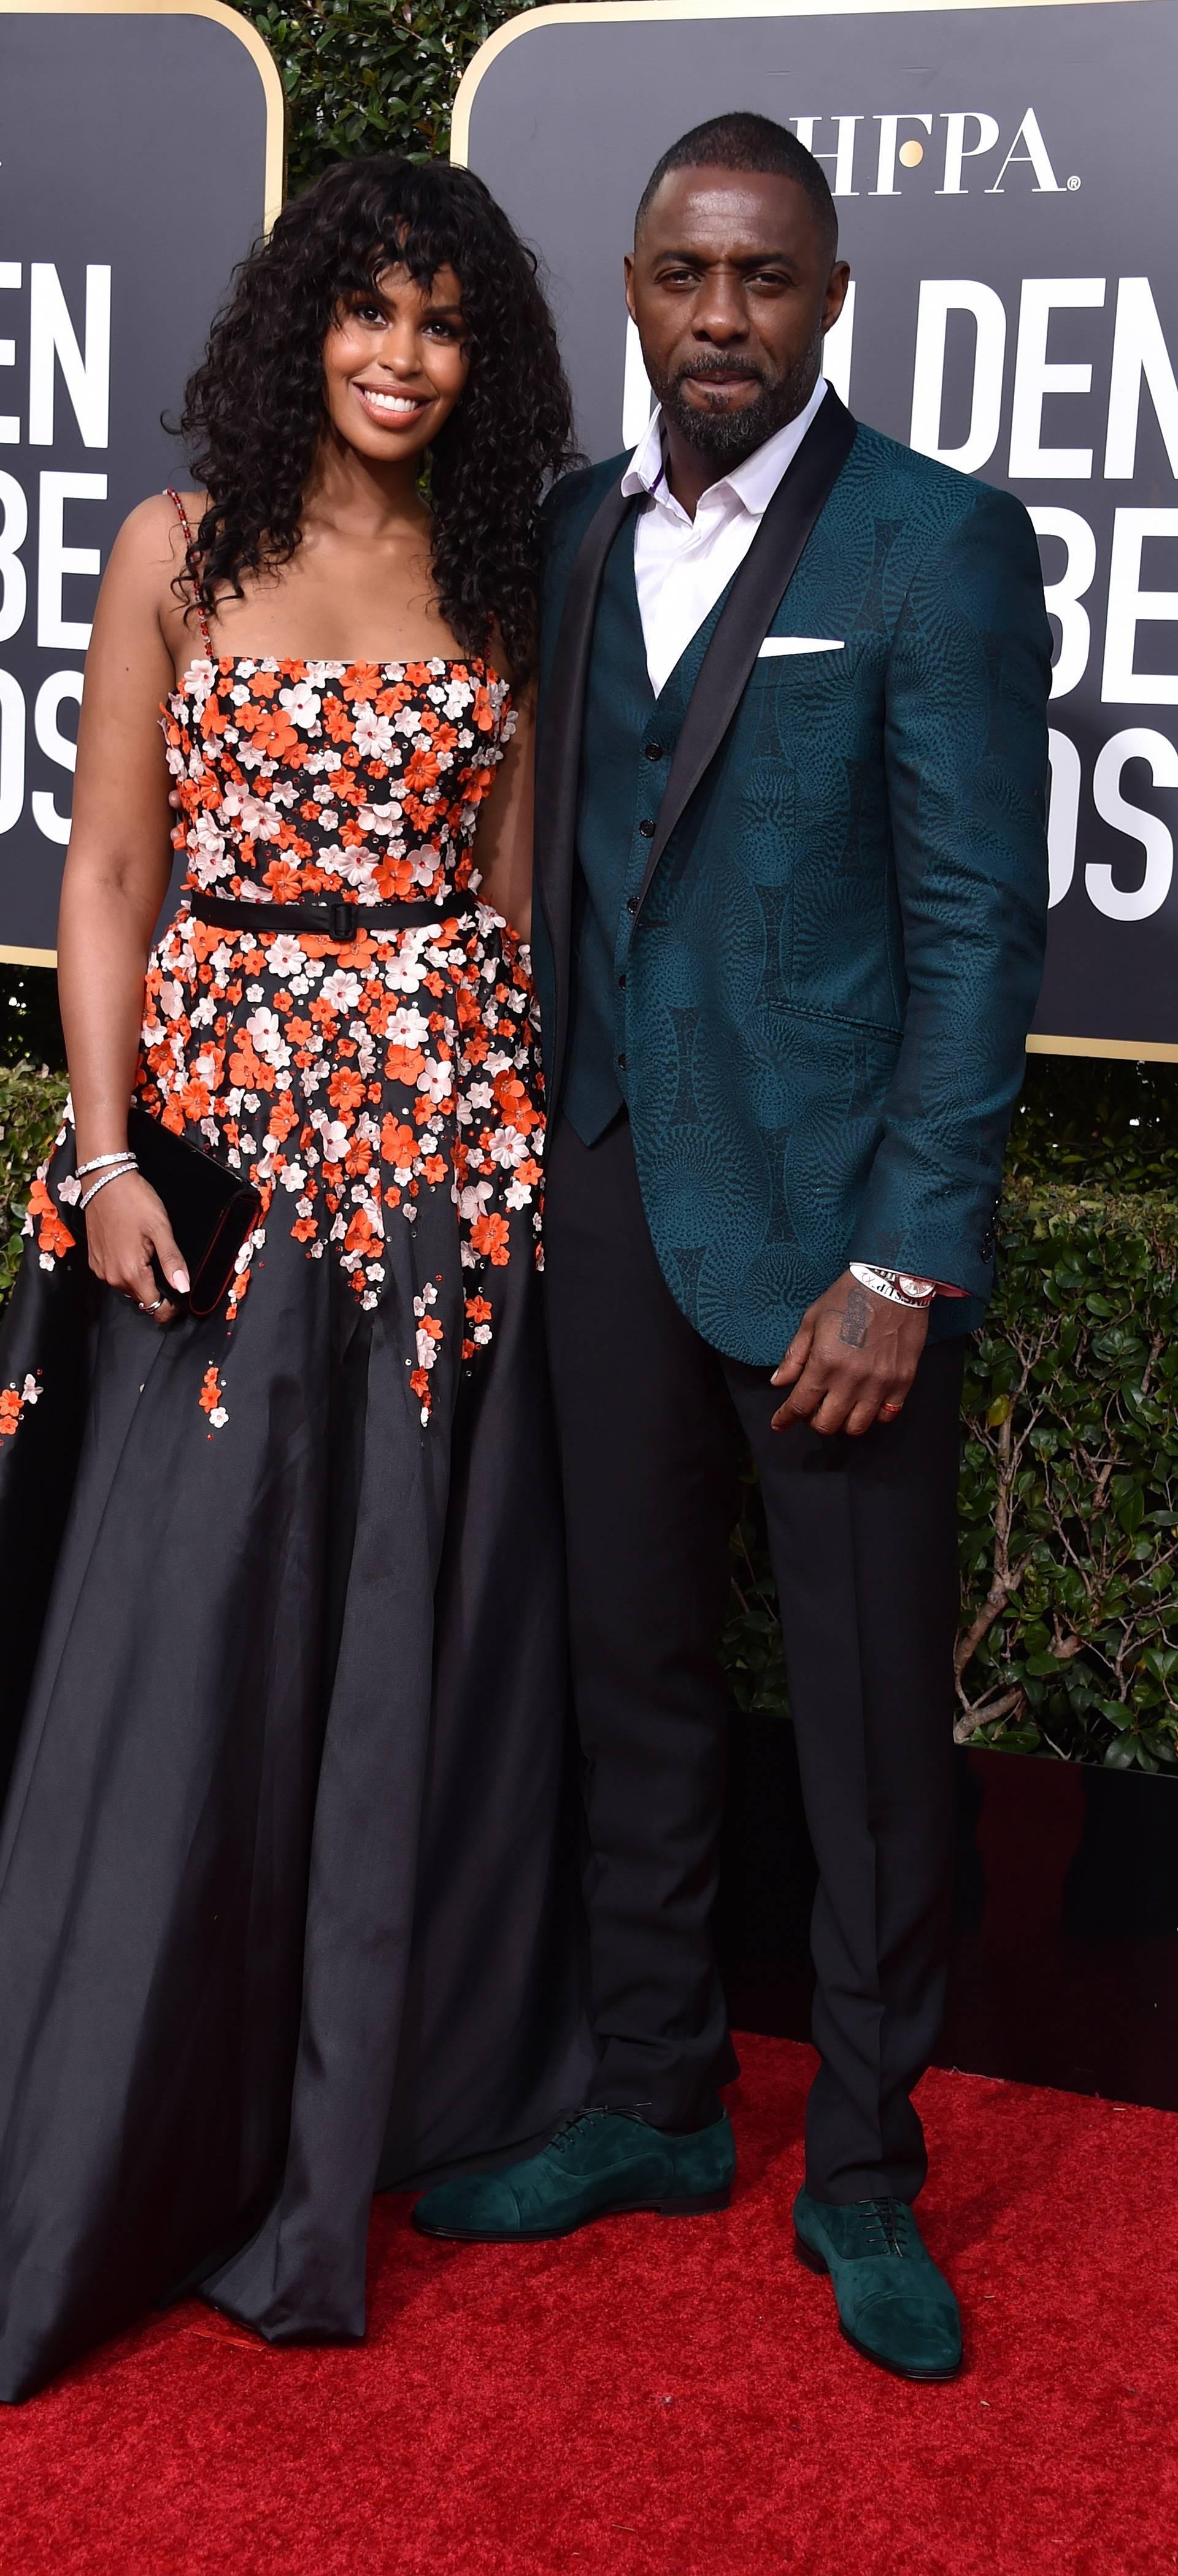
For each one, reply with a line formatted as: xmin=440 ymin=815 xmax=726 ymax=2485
xmin=563 ymin=519 xmax=729 ymax=1144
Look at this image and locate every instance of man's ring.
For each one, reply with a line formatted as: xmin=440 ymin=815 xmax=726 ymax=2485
xmin=879 ymin=1399 xmax=902 ymax=1419
xmin=139 ymin=1295 xmax=164 ymax=1314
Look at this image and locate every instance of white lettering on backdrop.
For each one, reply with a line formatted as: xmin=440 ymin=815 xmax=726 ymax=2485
xmin=0 ymin=263 xmax=110 ymax=861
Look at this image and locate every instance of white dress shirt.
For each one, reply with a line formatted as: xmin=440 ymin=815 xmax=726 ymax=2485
xmin=620 ymin=377 xmax=828 ymax=697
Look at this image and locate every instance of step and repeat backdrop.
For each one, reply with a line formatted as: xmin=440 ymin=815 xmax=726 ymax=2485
xmin=0 ymin=0 xmax=282 ymax=964
xmin=455 ymin=0 xmax=1178 ymax=1059
xmin=1 ymin=0 xmax=1176 ymax=1060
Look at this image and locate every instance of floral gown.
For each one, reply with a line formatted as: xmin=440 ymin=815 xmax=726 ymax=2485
xmin=0 ymin=652 xmax=589 ymax=2403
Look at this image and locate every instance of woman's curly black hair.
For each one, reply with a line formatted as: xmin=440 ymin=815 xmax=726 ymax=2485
xmin=177 ymin=155 xmax=580 ymax=683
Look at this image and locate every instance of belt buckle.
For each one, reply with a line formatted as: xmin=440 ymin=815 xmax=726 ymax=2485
xmin=326 ymin=899 xmax=353 ymax=943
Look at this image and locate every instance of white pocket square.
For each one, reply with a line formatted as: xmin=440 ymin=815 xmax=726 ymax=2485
xmin=757 ymin=635 xmax=845 ymax=657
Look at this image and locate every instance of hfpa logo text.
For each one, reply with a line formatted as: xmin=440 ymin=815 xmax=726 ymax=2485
xmin=789 ymin=110 xmax=1080 ymax=197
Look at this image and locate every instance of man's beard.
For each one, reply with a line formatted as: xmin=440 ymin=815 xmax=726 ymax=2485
xmin=652 ymin=340 xmax=822 ymax=467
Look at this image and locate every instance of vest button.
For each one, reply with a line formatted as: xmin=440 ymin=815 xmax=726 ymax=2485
xmin=618 ymin=1052 xmax=627 ymax=1071
xmin=618 ymin=973 xmax=626 ymax=989
xmin=626 ymin=895 xmax=639 ymax=914
xmin=638 ymin=818 xmax=655 ymax=838
xmin=645 ymin=741 xmax=664 ymax=761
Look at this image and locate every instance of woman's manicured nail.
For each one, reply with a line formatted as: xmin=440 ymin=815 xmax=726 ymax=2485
xmin=172 ymin=1269 xmax=190 ymax=1294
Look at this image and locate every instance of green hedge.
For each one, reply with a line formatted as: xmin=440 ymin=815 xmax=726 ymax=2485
xmin=1 ymin=1064 xmax=67 ymax=1303
xmin=724 ymin=1184 xmax=1178 ymax=1772
xmin=958 ymin=1189 xmax=1178 ymax=1767
xmin=239 ymin=0 xmax=528 ymax=192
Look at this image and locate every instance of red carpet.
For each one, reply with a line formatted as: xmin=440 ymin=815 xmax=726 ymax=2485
xmin=4 ymin=2035 xmax=1177 ymax=2575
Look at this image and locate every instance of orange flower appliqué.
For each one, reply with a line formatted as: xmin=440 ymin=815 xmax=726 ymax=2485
xmin=0 ymin=1373 xmax=40 ymax=1439
xmin=198 ymin=1365 xmax=229 ymax=1432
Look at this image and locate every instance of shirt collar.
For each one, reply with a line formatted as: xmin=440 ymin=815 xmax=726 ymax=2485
xmin=621 ymin=376 xmax=827 ymax=521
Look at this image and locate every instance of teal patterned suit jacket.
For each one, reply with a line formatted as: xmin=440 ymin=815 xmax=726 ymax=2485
xmin=533 ymin=398 xmax=1052 ymax=1367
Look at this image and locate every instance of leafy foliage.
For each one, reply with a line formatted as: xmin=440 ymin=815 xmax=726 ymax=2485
xmin=0 ymin=1064 xmax=67 ymax=1303
xmin=955 ymin=1187 xmax=1178 ymax=1769
xmin=235 ymin=0 xmax=523 ymax=194
xmin=723 ymin=1183 xmax=1178 ymax=1771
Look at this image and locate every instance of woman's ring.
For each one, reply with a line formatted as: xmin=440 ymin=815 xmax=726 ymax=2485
xmin=139 ymin=1295 xmax=165 ymax=1315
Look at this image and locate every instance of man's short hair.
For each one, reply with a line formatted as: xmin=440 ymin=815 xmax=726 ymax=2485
xmin=635 ymin=111 xmax=838 ymax=259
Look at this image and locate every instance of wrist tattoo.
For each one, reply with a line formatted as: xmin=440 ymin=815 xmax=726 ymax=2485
xmin=837 ymin=1282 xmax=871 ymax=1349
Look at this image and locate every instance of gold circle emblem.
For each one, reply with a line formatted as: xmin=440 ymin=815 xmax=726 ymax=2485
xmin=898 ymin=139 xmax=925 ymax=167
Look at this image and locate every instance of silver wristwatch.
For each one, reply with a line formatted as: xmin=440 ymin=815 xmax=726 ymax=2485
xmin=849 ymin=1263 xmax=936 ymax=1310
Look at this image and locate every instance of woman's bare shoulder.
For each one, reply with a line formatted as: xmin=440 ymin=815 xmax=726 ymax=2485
xmin=112 ymin=489 xmax=207 ymax=568
xmin=78 ymin=497 xmax=206 ymax=665
xmin=95 ymin=492 xmax=208 ymax=624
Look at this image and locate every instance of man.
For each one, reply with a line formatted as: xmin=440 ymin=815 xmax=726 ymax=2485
xmin=415 ymin=113 xmax=1050 ymax=2381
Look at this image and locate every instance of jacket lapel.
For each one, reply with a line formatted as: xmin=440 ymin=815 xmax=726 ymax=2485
xmin=636 ymin=389 xmax=858 ymax=910
xmin=534 ymin=479 xmax=634 ymax=1100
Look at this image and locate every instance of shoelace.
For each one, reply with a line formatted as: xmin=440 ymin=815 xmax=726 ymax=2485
xmin=546 ymin=2107 xmax=653 ymax=2156
xmin=546 ymin=2110 xmax=610 ymax=2157
xmin=844 ymin=2197 xmax=915 ymax=2259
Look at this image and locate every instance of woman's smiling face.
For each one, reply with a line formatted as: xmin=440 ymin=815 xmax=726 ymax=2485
xmin=321 ymin=260 xmax=470 ymax=464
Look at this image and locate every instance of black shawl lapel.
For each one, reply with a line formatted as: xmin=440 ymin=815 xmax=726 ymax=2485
xmin=534 ymin=478 xmax=634 ymax=1102
xmin=636 ymin=389 xmax=858 ymax=910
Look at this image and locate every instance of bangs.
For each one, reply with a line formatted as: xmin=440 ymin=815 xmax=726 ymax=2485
xmin=336 ymin=230 xmax=464 ymax=305
xmin=320 ymin=171 xmax=480 ymax=321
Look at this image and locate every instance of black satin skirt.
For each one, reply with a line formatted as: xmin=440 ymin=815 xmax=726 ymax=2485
xmin=0 ymin=1135 xmax=589 ymax=2402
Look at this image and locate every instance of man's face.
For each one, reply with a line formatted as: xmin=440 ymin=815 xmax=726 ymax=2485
xmin=625 ymin=167 xmax=849 ymax=467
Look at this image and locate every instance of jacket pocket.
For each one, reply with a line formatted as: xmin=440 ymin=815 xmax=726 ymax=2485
xmin=765 ymin=998 xmax=903 ymax=1046
xmin=756 ymin=635 xmax=845 ymax=657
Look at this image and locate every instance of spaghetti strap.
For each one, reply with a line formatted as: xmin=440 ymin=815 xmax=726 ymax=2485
xmin=164 ymin=486 xmax=214 ymax=660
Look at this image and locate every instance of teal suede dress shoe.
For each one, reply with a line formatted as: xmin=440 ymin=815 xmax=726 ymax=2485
xmin=793 ymin=2188 xmax=963 ymax=2381
xmin=412 ymin=2108 xmax=735 ymax=2242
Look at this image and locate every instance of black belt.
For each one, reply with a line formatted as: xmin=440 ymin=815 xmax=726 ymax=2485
xmin=185 ymin=892 xmax=472 ymax=940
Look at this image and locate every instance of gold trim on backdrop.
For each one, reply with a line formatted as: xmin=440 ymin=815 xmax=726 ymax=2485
xmin=452 ymin=0 xmax=1141 ymax=164
xmin=1026 ymin=1033 xmax=1178 ymax=1065
xmin=0 ymin=0 xmax=286 ymax=229
xmin=7 ymin=946 xmax=1174 ymax=1062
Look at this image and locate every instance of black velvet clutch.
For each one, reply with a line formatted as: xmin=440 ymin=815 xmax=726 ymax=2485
xmin=127 ymin=1105 xmax=262 ymax=1319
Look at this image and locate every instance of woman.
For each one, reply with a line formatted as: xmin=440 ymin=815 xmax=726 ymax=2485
xmin=0 ymin=156 xmax=588 ymax=2402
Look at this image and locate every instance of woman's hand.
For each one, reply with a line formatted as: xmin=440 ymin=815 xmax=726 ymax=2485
xmin=83 ymin=1169 xmax=190 ymax=1323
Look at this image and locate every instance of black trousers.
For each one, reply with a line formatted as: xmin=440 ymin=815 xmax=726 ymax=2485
xmin=543 ymin=1112 xmax=964 ymax=2205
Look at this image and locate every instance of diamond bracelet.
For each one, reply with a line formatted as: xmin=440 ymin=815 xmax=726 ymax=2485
xmin=79 ymin=1158 xmax=139 ymax=1213
xmin=76 ymin=1149 xmax=136 ymax=1178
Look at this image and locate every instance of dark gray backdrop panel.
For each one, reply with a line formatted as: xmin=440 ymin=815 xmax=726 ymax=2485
xmin=463 ymin=1 xmax=1178 ymax=1054
xmin=0 ymin=8 xmax=274 ymax=953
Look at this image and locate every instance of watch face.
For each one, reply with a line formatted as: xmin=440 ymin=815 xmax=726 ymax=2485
xmin=897 ymin=1276 xmax=933 ymax=1298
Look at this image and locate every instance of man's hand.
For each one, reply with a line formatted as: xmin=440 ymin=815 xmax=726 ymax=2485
xmin=770 ymin=1271 xmax=930 ymax=1436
